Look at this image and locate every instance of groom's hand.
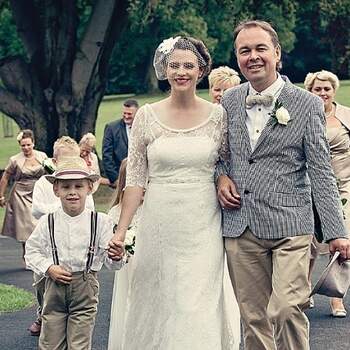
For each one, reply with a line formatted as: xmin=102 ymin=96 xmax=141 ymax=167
xmin=329 ymin=238 xmax=350 ymax=261
xmin=217 ymin=175 xmax=241 ymax=209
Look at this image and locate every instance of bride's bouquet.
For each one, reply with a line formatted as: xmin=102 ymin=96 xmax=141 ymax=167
xmin=123 ymin=227 xmax=136 ymax=263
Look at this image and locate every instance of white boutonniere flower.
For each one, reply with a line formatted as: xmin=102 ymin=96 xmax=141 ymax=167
xmin=270 ymin=101 xmax=290 ymax=125
xmin=158 ymin=36 xmax=181 ymax=54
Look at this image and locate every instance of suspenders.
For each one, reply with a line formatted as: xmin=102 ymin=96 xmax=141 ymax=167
xmin=48 ymin=213 xmax=59 ymax=265
xmin=86 ymin=211 xmax=98 ymax=273
xmin=48 ymin=211 xmax=98 ymax=272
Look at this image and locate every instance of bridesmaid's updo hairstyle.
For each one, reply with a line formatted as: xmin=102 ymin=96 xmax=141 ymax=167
xmin=16 ymin=129 xmax=34 ymax=143
xmin=304 ymin=70 xmax=340 ymax=92
xmin=153 ymin=36 xmax=212 ymax=82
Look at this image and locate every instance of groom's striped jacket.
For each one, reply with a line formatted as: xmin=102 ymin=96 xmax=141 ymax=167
xmin=218 ymin=79 xmax=347 ymax=241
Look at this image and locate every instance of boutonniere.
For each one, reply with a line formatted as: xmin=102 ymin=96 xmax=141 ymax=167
xmin=270 ymin=101 xmax=290 ymax=125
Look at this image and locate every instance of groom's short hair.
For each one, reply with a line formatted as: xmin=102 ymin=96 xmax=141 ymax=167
xmin=233 ymin=20 xmax=282 ymax=71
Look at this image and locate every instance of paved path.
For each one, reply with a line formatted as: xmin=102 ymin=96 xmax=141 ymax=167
xmin=0 ymin=236 xmax=349 ymax=350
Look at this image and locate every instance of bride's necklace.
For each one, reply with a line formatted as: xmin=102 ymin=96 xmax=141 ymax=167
xmin=325 ymin=104 xmax=335 ymax=118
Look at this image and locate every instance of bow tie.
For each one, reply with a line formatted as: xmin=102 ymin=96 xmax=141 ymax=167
xmin=246 ymin=94 xmax=274 ymax=109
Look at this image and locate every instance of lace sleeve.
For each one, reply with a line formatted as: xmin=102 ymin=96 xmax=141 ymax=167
xmin=216 ymin=108 xmax=231 ymax=177
xmin=219 ymin=109 xmax=230 ymax=162
xmin=125 ymin=107 xmax=148 ymax=188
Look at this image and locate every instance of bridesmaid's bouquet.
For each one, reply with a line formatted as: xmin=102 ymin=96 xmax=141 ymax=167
xmin=42 ymin=158 xmax=56 ymax=174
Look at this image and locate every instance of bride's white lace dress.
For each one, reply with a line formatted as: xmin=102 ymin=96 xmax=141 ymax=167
xmin=108 ymin=103 xmax=240 ymax=350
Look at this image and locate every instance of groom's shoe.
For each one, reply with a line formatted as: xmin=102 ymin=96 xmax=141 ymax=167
xmin=330 ymin=298 xmax=347 ymax=318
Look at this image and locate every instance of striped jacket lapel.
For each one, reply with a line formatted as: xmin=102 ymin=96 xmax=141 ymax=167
xmin=237 ymin=84 xmax=252 ymax=155
xmin=251 ymin=80 xmax=295 ymax=155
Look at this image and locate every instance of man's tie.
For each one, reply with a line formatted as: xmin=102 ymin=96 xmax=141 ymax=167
xmin=246 ymin=94 xmax=274 ymax=109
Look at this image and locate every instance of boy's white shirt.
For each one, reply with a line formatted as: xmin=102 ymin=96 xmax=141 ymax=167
xmin=32 ymin=175 xmax=95 ymax=219
xmin=25 ymin=207 xmax=122 ymax=275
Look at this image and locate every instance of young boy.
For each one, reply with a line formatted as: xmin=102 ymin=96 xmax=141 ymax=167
xmin=25 ymin=157 xmax=124 ymax=350
xmin=28 ymin=136 xmax=95 ymax=336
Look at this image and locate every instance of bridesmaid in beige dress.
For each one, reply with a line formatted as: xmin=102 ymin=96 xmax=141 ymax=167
xmin=304 ymin=70 xmax=350 ymax=317
xmin=0 ymin=129 xmax=47 ymax=262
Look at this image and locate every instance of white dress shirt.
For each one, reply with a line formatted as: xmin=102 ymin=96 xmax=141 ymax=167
xmin=246 ymin=74 xmax=285 ymax=150
xmin=25 ymin=208 xmax=121 ymax=275
xmin=32 ymin=175 xmax=95 ymax=219
xmin=126 ymin=124 xmax=132 ymax=140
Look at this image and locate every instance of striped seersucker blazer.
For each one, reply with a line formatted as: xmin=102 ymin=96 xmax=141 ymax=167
xmin=219 ymin=79 xmax=347 ymax=241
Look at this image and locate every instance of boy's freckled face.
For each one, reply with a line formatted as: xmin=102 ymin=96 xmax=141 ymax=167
xmin=53 ymin=179 xmax=92 ymax=216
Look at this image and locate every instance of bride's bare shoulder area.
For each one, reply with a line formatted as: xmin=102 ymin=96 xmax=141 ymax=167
xmin=197 ymin=98 xmax=217 ymax=114
xmin=149 ymin=99 xmax=170 ymax=114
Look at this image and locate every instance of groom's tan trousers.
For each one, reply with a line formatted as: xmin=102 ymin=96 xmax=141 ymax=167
xmin=225 ymin=229 xmax=312 ymax=350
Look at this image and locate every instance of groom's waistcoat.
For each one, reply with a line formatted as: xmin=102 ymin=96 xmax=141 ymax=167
xmin=220 ymin=81 xmax=347 ymax=241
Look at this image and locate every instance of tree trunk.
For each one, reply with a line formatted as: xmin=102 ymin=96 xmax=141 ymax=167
xmin=0 ymin=0 xmax=128 ymax=155
xmin=145 ymin=59 xmax=159 ymax=93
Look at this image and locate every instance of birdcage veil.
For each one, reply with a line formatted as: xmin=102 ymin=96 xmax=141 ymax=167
xmin=153 ymin=36 xmax=211 ymax=81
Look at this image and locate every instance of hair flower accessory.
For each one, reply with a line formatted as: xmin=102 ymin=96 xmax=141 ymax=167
xmin=270 ymin=101 xmax=290 ymax=125
xmin=16 ymin=131 xmax=24 ymax=142
xmin=158 ymin=36 xmax=181 ymax=55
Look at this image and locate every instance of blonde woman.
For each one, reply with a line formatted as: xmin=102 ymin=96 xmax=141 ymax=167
xmin=79 ymin=132 xmax=110 ymax=190
xmin=304 ymin=70 xmax=350 ymax=317
xmin=0 ymin=129 xmax=47 ymax=262
xmin=208 ymin=66 xmax=240 ymax=104
xmin=79 ymin=132 xmax=100 ymax=175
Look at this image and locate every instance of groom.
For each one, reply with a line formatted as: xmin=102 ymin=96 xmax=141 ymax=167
xmin=217 ymin=20 xmax=350 ymax=349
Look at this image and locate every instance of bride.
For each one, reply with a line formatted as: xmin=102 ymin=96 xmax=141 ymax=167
xmin=108 ymin=36 xmax=240 ymax=349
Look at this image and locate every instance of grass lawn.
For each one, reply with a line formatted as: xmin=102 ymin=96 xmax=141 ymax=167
xmin=0 ymin=283 xmax=35 ymax=313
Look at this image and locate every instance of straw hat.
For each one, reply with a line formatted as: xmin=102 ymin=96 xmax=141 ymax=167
xmin=46 ymin=157 xmax=100 ymax=184
xmin=311 ymin=251 xmax=350 ymax=298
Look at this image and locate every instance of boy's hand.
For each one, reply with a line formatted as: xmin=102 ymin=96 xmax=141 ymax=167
xmin=47 ymin=265 xmax=73 ymax=284
xmin=108 ymin=239 xmax=124 ymax=261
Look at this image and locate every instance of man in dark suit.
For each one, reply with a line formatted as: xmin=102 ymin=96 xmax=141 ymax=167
xmin=102 ymin=99 xmax=139 ymax=186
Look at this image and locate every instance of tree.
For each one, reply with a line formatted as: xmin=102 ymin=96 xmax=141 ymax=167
xmin=319 ymin=0 xmax=350 ymax=78
xmin=106 ymin=0 xmax=299 ymax=94
xmin=108 ymin=0 xmax=232 ymax=93
xmin=0 ymin=0 xmax=128 ymax=154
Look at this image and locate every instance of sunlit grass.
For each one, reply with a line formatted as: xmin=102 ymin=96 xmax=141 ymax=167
xmin=0 ymin=283 xmax=35 ymax=313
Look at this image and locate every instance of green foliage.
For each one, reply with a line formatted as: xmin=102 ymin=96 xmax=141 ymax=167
xmin=319 ymin=0 xmax=350 ymax=77
xmin=111 ymin=0 xmax=241 ymax=93
xmin=283 ymin=0 xmax=332 ymax=82
xmin=107 ymin=0 xmax=300 ymax=93
xmin=0 ymin=7 xmax=25 ymax=58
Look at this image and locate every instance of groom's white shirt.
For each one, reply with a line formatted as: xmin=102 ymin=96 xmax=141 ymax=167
xmin=246 ymin=74 xmax=285 ymax=149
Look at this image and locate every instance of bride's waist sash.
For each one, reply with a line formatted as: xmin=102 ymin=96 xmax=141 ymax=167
xmin=149 ymin=175 xmax=213 ymax=184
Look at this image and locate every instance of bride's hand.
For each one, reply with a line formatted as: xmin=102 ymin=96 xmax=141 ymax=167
xmin=217 ymin=175 xmax=241 ymax=209
xmin=108 ymin=235 xmax=125 ymax=260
